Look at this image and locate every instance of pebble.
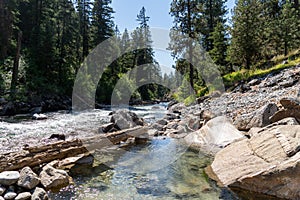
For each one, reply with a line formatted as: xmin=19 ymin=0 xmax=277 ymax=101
xmin=3 ymin=191 xmax=17 ymax=200
xmin=15 ymin=192 xmax=32 ymax=200
xmin=0 ymin=171 xmax=20 ymax=186
xmin=0 ymin=185 xmax=5 ymax=195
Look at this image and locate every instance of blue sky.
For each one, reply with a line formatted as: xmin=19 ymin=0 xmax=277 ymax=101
xmin=111 ymin=0 xmax=236 ymax=74
xmin=112 ymin=0 xmax=235 ymax=32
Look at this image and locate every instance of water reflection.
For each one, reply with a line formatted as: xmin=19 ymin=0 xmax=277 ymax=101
xmin=50 ymin=138 xmax=237 ymax=200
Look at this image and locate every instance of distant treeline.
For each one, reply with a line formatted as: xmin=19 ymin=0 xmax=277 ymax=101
xmin=0 ymin=0 xmax=299 ymax=104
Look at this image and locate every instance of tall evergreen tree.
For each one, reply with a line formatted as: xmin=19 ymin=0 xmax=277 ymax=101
xmin=91 ymin=0 xmax=114 ymax=47
xmin=169 ymin=0 xmax=204 ymax=91
xmin=228 ymin=0 xmax=263 ymax=69
xmin=203 ymin=0 xmax=227 ymax=51
xmin=77 ymin=0 xmax=92 ymax=60
xmin=134 ymin=7 xmax=160 ymax=100
xmin=280 ymin=0 xmax=300 ymax=55
xmin=209 ymin=22 xmax=228 ymax=71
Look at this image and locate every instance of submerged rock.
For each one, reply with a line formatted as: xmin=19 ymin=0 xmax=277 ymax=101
xmin=208 ymin=125 xmax=300 ymax=200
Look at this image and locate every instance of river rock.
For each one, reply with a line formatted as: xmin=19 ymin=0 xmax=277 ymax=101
xmin=208 ymin=125 xmax=300 ymax=200
xmin=110 ymin=110 xmax=144 ymax=130
xmin=98 ymin=123 xmax=115 ymax=133
xmin=184 ymin=116 xmax=245 ymax=154
xmin=183 ymin=116 xmax=201 ymax=131
xmin=0 ymin=185 xmax=5 ymax=195
xmin=156 ymin=119 xmax=168 ymax=126
xmin=0 ymin=196 xmax=4 ymax=200
xmin=3 ymin=191 xmax=17 ymax=200
xmin=15 ymin=192 xmax=31 ymax=200
xmin=164 ymin=113 xmax=180 ymax=121
xmin=0 ymin=171 xmax=20 ymax=186
xmin=48 ymin=134 xmax=65 ymax=141
xmin=17 ymin=167 xmax=40 ymax=189
xmin=32 ymin=113 xmax=48 ymax=120
xmin=280 ymin=97 xmax=300 ymax=109
xmin=151 ymin=123 xmax=165 ymax=132
xmin=1 ymin=102 xmax=16 ymax=116
xmin=270 ymin=108 xmax=300 ymax=123
xmin=234 ymin=103 xmax=278 ymax=131
xmin=40 ymin=164 xmax=70 ymax=191
xmin=31 ymin=187 xmax=48 ymax=200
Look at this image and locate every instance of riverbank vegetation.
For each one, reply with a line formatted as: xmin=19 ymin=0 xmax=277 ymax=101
xmin=1 ymin=0 xmax=300 ymax=107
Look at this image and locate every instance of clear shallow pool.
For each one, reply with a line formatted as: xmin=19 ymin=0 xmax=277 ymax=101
xmin=0 ymin=103 xmax=238 ymax=199
xmin=49 ymin=138 xmax=238 ymax=200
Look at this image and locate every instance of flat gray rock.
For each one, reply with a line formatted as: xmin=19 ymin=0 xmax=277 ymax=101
xmin=0 ymin=171 xmax=20 ymax=186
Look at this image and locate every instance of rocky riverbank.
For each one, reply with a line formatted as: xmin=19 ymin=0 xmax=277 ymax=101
xmin=158 ymin=64 xmax=300 ymax=200
xmin=0 ymin=95 xmax=71 ymax=116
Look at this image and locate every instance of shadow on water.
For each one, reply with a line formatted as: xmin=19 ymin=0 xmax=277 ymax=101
xmin=49 ymin=138 xmax=239 ymax=200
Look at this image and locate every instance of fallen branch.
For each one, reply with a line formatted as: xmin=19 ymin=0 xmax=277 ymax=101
xmin=0 ymin=126 xmax=148 ymax=172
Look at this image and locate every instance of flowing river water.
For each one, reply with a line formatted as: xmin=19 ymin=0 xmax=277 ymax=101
xmin=0 ymin=103 xmax=238 ymax=200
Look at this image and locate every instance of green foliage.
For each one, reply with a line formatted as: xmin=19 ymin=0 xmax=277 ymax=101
xmin=223 ymin=55 xmax=300 ymax=87
xmin=228 ymin=0 xmax=300 ymax=69
xmin=209 ymin=22 xmax=228 ymax=70
xmin=227 ymin=0 xmax=263 ymax=69
xmin=169 ymin=0 xmax=228 ymax=91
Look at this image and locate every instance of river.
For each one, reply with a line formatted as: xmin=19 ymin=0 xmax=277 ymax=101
xmin=0 ymin=103 xmax=238 ymax=200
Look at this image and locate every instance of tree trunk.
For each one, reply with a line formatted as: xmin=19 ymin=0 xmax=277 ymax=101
xmin=0 ymin=126 xmax=148 ymax=172
xmin=10 ymin=31 xmax=22 ymax=100
xmin=187 ymin=0 xmax=194 ymax=91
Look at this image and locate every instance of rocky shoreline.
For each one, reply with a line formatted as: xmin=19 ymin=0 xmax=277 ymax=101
xmin=159 ymin=64 xmax=300 ymax=199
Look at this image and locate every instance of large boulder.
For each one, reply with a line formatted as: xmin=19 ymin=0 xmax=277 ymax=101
xmin=17 ymin=167 xmax=40 ymax=190
xmin=184 ymin=116 xmax=245 ymax=154
xmin=234 ymin=103 xmax=278 ymax=131
xmin=40 ymin=164 xmax=70 ymax=191
xmin=208 ymin=125 xmax=300 ymax=200
xmin=0 ymin=171 xmax=20 ymax=186
xmin=110 ymin=110 xmax=145 ymax=130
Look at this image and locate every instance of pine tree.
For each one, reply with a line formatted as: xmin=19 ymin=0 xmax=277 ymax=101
xmin=280 ymin=0 xmax=300 ymax=55
xmin=203 ymin=0 xmax=227 ymax=51
xmin=134 ymin=7 xmax=159 ymax=100
xmin=77 ymin=0 xmax=92 ymax=60
xmin=169 ymin=0 xmax=204 ymax=91
xmin=91 ymin=0 xmax=114 ymax=47
xmin=209 ymin=22 xmax=228 ymax=69
xmin=0 ymin=0 xmax=17 ymax=62
xmin=228 ymin=0 xmax=263 ymax=69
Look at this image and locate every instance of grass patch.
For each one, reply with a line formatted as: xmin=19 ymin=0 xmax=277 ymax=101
xmin=223 ymin=56 xmax=300 ymax=88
